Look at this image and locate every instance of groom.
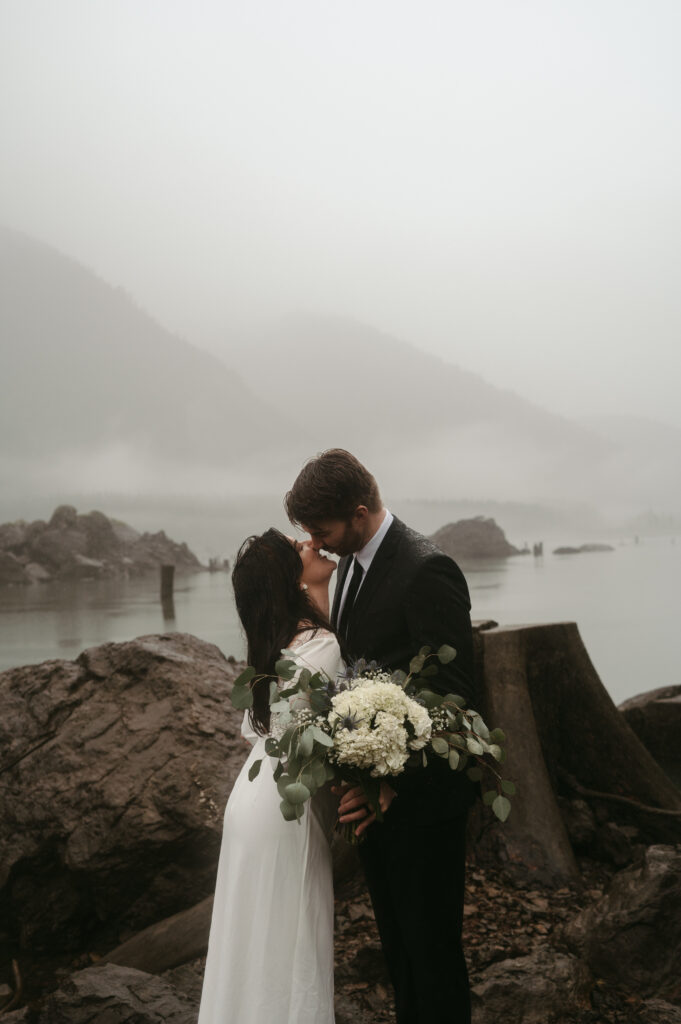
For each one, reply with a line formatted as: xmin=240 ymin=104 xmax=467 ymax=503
xmin=286 ymin=449 xmax=477 ymax=1024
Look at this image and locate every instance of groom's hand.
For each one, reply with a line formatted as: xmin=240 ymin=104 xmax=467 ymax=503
xmin=333 ymin=782 xmax=397 ymax=838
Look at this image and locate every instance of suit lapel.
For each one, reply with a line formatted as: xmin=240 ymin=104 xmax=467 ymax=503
xmin=331 ymin=554 xmax=352 ymax=628
xmin=347 ymin=518 xmax=404 ymax=632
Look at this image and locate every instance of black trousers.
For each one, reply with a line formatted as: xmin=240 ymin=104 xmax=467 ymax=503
xmin=358 ymin=810 xmax=470 ymax=1024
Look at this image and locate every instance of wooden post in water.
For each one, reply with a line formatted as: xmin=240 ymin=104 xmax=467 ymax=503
xmin=160 ymin=564 xmax=176 ymax=621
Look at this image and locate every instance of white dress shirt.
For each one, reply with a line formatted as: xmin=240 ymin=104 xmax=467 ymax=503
xmin=336 ymin=508 xmax=394 ymax=624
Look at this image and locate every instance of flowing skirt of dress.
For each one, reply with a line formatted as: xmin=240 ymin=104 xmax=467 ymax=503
xmin=198 ymin=632 xmax=341 ymax=1024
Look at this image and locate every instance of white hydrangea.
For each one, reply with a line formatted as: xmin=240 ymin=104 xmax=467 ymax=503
xmin=329 ymin=675 xmax=433 ymax=777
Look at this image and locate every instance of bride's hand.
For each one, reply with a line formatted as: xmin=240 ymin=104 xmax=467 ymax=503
xmin=332 ymin=781 xmax=397 ymax=837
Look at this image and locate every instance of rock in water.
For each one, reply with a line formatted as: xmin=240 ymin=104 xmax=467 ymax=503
xmin=0 ymin=634 xmax=246 ymax=956
xmin=1 ymin=963 xmax=197 ymax=1023
xmin=563 ymin=844 xmax=681 ymax=1004
xmin=430 ymin=516 xmax=521 ymax=560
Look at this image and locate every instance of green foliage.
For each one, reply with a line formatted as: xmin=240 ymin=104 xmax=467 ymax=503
xmin=492 ymin=795 xmax=512 ymax=822
xmin=467 ymin=766 xmax=483 ymax=782
xmin=284 ymin=782 xmax=311 ymax=805
xmin=501 ymin=780 xmax=517 ymax=796
xmin=417 ymin=689 xmax=444 ymax=709
xmin=231 ymin=683 xmax=254 ymax=710
xmin=310 ymin=726 xmax=333 ymax=747
xmin=274 ymin=658 xmax=296 ymax=681
xmin=437 ymin=644 xmax=457 ymax=664
xmin=280 ymin=800 xmax=298 ymax=822
xmin=248 ymin=758 xmax=263 ymax=781
xmin=298 ymin=728 xmax=314 ymax=758
xmin=431 ymin=736 xmax=449 ymax=756
xmin=234 ymin=666 xmax=256 ymax=687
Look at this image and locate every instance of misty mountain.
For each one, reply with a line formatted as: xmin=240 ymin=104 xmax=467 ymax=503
xmin=231 ymin=314 xmax=621 ymax=505
xmin=0 ymin=228 xmax=311 ymax=494
xmin=2 ymin=228 xmax=678 ymax=520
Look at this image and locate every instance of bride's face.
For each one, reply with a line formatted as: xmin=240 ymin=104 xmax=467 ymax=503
xmin=290 ymin=538 xmax=336 ymax=588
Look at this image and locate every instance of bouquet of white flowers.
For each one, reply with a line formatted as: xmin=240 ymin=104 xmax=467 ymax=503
xmin=231 ymin=644 xmax=514 ymax=837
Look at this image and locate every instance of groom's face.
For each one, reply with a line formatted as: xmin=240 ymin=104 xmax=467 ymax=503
xmin=303 ymin=514 xmax=365 ymax=558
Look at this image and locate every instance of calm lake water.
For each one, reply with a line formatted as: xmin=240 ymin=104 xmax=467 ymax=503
xmin=0 ymin=536 xmax=677 ymax=705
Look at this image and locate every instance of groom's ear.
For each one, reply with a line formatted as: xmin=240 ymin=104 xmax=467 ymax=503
xmin=352 ymin=506 xmax=369 ymax=524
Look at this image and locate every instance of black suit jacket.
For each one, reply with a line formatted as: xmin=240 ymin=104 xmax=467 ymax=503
xmin=332 ymin=516 xmax=478 ymax=822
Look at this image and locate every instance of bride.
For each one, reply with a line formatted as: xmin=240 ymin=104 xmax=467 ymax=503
xmin=198 ymin=528 xmax=342 ymax=1024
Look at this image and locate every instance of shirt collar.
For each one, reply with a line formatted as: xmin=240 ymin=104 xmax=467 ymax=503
xmin=355 ymin=509 xmax=394 ymax=573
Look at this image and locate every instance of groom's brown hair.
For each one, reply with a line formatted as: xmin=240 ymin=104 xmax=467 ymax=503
xmin=286 ymin=449 xmax=381 ymax=526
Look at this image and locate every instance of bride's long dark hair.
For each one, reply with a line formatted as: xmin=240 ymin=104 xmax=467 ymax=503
xmin=232 ymin=528 xmax=334 ymax=735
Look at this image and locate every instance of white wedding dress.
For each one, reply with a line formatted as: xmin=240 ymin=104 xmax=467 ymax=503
xmin=198 ymin=629 xmax=343 ymax=1024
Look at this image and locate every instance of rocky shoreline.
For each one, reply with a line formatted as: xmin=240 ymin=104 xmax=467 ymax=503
xmin=0 ymin=632 xmax=680 ymax=1023
xmin=0 ymin=506 xmax=205 ymax=585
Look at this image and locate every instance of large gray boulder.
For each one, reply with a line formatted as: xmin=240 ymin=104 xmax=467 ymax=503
xmin=470 ymin=945 xmax=592 ymax=1024
xmin=0 ymin=633 xmax=246 ymax=955
xmin=563 ymin=845 xmax=681 ymax=1004
xmin=431 ymin=517 xmax=521 ymax=560
xmin=620 ymin=685 xmax=681 ymax=788
xmin=1 ymin=963 xmax=197 ymax=1023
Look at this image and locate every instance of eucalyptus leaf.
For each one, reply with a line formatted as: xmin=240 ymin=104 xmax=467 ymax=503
xmin=268 ymin=679 xmax=279 ymax=704
xmin=443 ymin=694 xmax=466 ymax=709
xmin=310 ymin=726 xmax=333 ymax=747
xmin=248 ymin=758 xmax=263 ymax=781
xmin=273 ymin=762 xmax=283 ymax=782
xmin=300 ymin=770 xmax=318 ymax=792
xmin=280 ymin=799 xmax=298 ymax=822
xmin=409 ymin=654 xmax=426 ymax=674
xmin=467 ymin=766 xmax=483 ymax=782
xmin=418 ymin=664 xmax=439 ymax=678
xmin=492 ymin=795 xmax=512 ymax=822
xmin=431 ymin=736 xmax=449 ymax=756
xmin=264 ymin=738 xmax=280 ymax=756
xmin=488 ymin=744 xmax=503 ymax=761
xmin=448 ymin=749 xmax=460 ymax=770
xmin=310 ymin=690 xmax=332 ymax=713
xmin=482 ymin=789 xmax=497 ymax=806
xmin=418 ymin=645 xmax=432 ymax=658
xmin=311 ymin=761 xmax=328 ymax=787
xmin=471 ymin=714 xmax=491 ymax=741
xmin=285 ymin=782 xmax=311 ymax=805
xmin=230 ymin=685 xmax=253 ymax=710
xmin=234 ymin=665 xmax=256 ymax=687
xmin=502 ymin=779 xmax=517 ymax=796
xmin=466 ymin=737 xmax=484 ymax=756
xmin=391 ymin=669 xmax=408 ymax=688
xmin=298 ymin=668 xmax=312 ymax=691
xmin=309 ymin=672 xmax=326 ymax=689
xmin=274 ymin=658 xmax=297 ymax=681
xmin=298 ymin=728 xmax=314 ymax=758
xmin=417 ymin=689 xmax=443 ymax=709
xmin=437 ymin=644 xmax=457 ymax=664
xmin=276 ymin=774 xmax=292 ymax=799
xmin=269 ymin=700 xmax=289 ymax=714
xmin=489 ymin=728 xmax=506 ymax=744
xmin=423 ymin=750 xmax=429 ymax=767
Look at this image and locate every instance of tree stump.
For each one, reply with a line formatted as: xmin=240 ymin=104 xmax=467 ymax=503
xmin=470 ymin=623 xmax=681 ymax=885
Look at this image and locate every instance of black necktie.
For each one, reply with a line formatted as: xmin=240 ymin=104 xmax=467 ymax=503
xmin=339 ymin=557 xmax=364 ymax=639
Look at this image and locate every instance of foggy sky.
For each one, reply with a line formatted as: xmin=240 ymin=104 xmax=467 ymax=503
xmin=2 ymin=0 xmax=681 ymax=428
